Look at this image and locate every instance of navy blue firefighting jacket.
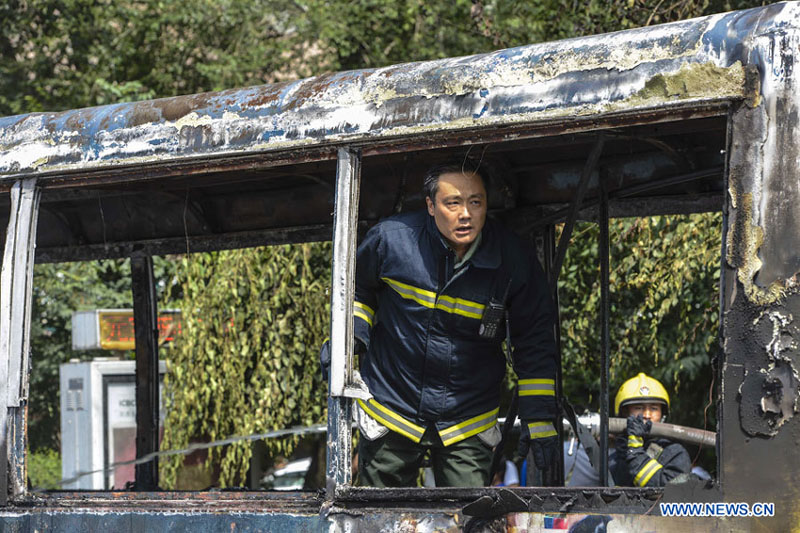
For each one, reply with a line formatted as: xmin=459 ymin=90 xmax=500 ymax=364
xmin=610 ymin=437 xmax=692 ymax=487
xmin=353 ymin=210 xmax=557 ymax=446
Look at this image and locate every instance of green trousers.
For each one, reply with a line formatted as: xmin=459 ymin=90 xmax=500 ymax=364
xmin=357 ymin=425 xmax=493 ymax=487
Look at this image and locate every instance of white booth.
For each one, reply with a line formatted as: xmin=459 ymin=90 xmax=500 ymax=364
xmin=59 ymin=359 xmax=165 ymax=490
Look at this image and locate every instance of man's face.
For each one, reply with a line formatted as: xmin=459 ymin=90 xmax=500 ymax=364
xmin=623 ymin=402 xmax=664 ymax=423
xmin=425 ymin=171 xmax=487 ymax=257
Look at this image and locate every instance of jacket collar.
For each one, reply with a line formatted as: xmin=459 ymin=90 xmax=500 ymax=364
xmin=423 ymin=211 xmax=501 ymax=270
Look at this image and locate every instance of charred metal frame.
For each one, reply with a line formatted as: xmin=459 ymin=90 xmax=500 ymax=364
xmin=0 ymin=179 xmax=40 ymax=505
xmin=543 ymin=225 xmax=565 ymax=485
xmin=131 ymin=256 xmax=160 ymax=490
xmin=598 ymin=177 xmax=611 ymax=487
xmin=326 ymin=147 xmax=361 ymax=496
xmin=0 ymin=3 xmax=798 ymax=531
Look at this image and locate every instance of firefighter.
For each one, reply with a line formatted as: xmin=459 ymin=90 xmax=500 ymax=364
xmin=324 ymin=159 xmax=558 ymax=487
xmin=610 ymin=373 xmax=691 ymax=487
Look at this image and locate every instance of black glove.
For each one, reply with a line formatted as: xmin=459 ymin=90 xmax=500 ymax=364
xmin=627 ymin=414 xmax=652 ymax=438
xmin=625 ymin=414 xmax=651 ymax=455
xmin=319 ymin=340 xmax=331 ymax=381
xmin=518 ymin=421 xmax=559 ymax=471
xmin=319 ymin=338 xmax=366 ymax=381
xmin=625 ymin=415 xmax=666 ymax=487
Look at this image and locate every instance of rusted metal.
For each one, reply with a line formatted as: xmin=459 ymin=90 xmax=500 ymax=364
xmin=514 ymin=166 xmax=723 ymax=230
xmin=576 ymin=193 xmax=722 ymax=221
xmin=0 ymin=104 xmax=729 ymax=195
xmin=2 ymin=180 xmax=39 ymax=407
xmin=8 ymin=406 xmax=26 ymax=505
xmin=0 ymin=3 xmax=760 ymax=192
xmin=329 ymin=148 xmax=362 ymax=398
xmin=0 ymin=38 xmax=746 ymax=181
xmin=18 ymin=489 xmax=324 ymax=510
xmin=131 ymin=256 xmax=160 ymax=490
xmin=335 ymin=486 xmax=662 ymax=514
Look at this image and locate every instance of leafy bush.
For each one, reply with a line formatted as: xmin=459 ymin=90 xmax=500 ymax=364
xmin=27 ymin=448 xmax=61 ymax=490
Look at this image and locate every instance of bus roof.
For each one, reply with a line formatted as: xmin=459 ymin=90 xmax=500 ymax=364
xmin=0 ymin=3 xmax=795 ymax=263
xmin=4 ymin=3 xmax=794 ymax=181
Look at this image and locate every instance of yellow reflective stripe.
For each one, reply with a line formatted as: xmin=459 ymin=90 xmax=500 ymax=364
xmin=519 ymin=378 xmax=556 ymax=397
xmin=354 ymin=309 xmax=372 ymax=326
xmin=436 ymin=294 xmax=485 ymax=319
xmin=439 ymin=408 xmax=499 ymax=447
xmin=381 ymin=277 xmax=485 ymax=320
xmin=519 ymin=390 xmax=556 ymax=396
xmin=436 ymin=301 xmax=483 ymax=319
xmin=354 ymin=301 xmax=375 ymax=321
xmin=628 ymin=435 xmax=644 ymax=448
xmin=639 ymin=461 xmax=663 ymax=486
xmin=357 ymin=399 xmax=424 ymax=443
xmin=382 ymin=277 xmax=437 ymax=303
xmin=354 ymin=301 xmax=375 ymax=326
xmin=519 ymin=379 xmax=555 ymax=385
xmin=633 ymin=458 xmax=662 ymax=487
xmin=527 ymin=421 xmax=557 ymax=439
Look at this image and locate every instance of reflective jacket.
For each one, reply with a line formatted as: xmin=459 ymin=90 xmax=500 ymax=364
xmin=353 ymin=210 xmax=557 ymax=446
xmin=610 ymin=437 xmax=692 ymax=487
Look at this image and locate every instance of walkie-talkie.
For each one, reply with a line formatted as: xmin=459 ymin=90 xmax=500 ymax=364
xmin=478 ymin=278 xmax=512 ymax=339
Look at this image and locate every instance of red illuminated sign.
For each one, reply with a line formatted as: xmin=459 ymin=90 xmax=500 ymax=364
xmin=97 ymin=311 xmax=182 ymax=350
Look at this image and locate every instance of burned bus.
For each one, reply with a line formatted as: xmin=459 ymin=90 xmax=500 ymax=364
xmin=0 ymin=2 xmax=798 ymax=530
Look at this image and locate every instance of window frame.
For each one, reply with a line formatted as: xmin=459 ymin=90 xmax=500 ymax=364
xmin=1 ymin=108 xmax=732 ymax=509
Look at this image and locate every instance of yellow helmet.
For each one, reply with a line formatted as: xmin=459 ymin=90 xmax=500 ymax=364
xmin=614 ymin=373 xmax=670 ymax=415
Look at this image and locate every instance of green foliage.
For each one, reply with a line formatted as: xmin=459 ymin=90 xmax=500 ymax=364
xmin=0 ymin=0 xmax=316 ymax=115
xmin=160 ymin=244 xmax=330 ymax=488
xmin=297 ymin=0 xmax=772 ymax=72
xmin=27 ymin=448 xmax=62 ymax=490
xmin=300 ymin=0 xmax=488 ymax=69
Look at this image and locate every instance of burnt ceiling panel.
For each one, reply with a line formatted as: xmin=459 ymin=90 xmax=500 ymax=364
xmin=32 ymin=116 xmax=727 ymax=263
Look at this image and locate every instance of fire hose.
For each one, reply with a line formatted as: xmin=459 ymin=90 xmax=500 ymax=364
xmin=606 ymin=417 xmax=715 ymax=447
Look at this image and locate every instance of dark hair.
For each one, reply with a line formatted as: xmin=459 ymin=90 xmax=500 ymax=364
xmin=423 ymin=158 xmax=491 ymax=203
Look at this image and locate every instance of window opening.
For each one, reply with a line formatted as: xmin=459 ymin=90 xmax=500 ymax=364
xmin=16 ymin=115 xmax=725 ymax=506
xmin=27 ymin=162 xmax=337 ymax=494
xmin=328 ymin=118 xmax=725 ymax=496
xmin=557 ymin=212 xmax=722 ymax=489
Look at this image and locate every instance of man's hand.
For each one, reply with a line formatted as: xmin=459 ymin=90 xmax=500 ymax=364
xmin=624 ymin=415 xmax=669 ymax=487
xmin=531 ymin=434 xmax=559 ymax=473
xmin=627 ymin=414 xmax=652 ymax=438
xmin=518 ymin=421 xmax=558 ymax=471
xmin=319 ymin=338 xmax=366 ymax=381
xmin=626 ymin=414 xmax=651 ymax=454
xmin=319 ymin=340 xmax=331 ymax=381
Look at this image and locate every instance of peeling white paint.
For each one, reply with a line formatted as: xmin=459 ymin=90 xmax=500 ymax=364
xmin=174 ymin=111 xmax=214 ymax=130
xmin=222 ymin=111 xmax=243 ymax=122
xmin=765 ymin=311 xmax=796 ymax=359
